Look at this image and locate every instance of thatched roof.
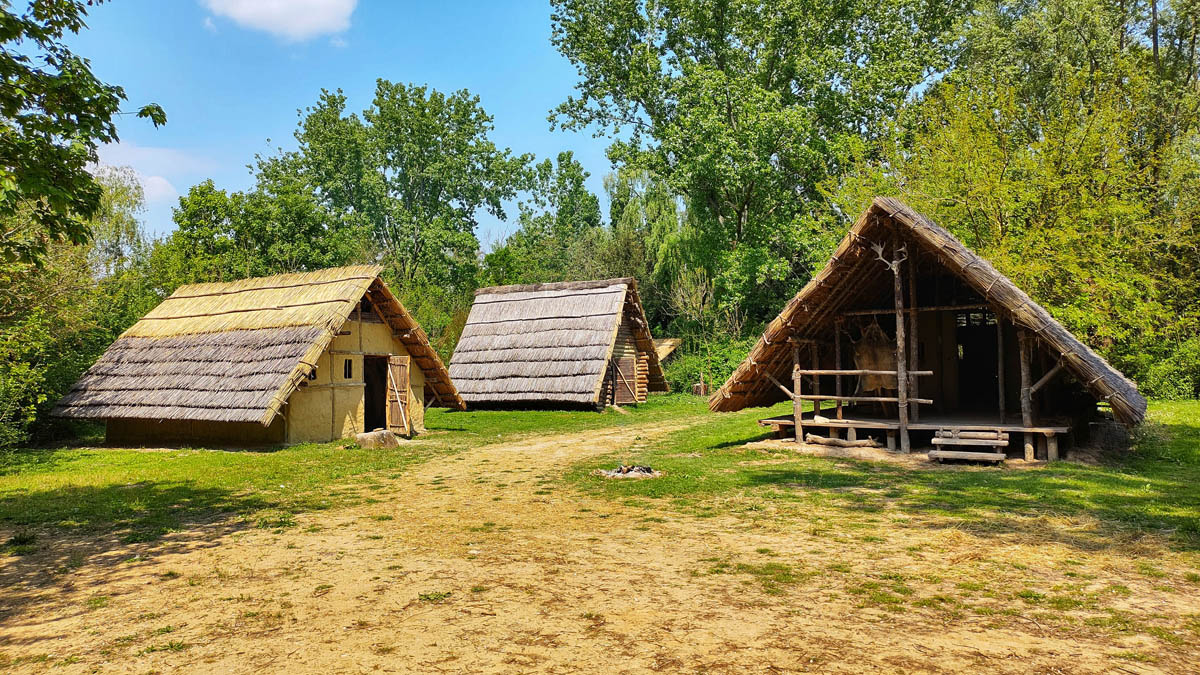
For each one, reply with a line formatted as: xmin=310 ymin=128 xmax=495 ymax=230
xmin=449 ymin=278 xmax=668 ymax=405
xmin=54 ymin=265 xmax=464 ymax=425
xmin=654 ymin=338 xmax=682 ymax=361
xmin=709 ymin=197 xmax=1147 ymax=426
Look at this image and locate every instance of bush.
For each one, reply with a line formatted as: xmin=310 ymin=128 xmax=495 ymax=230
xmin=662 ymin=337 xmax=757 ymax=394
xmin=1141 ymin=337 xmax=1200 ymax=400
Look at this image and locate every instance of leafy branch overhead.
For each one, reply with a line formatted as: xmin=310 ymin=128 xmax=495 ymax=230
xmin=0 ymin=0 xmax=165 ymax=265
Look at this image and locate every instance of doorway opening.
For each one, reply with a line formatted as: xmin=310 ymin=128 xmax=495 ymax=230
xmin=364 ymin=355 xmax=389 ymax=431
xmin=955 ymin=310 xmax=999 ymax=412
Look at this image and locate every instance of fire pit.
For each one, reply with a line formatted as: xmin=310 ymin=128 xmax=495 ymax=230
xmin=596 ymin=464 xmax=661 ymax=479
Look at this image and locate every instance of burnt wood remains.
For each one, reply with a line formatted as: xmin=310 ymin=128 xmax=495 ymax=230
xmin=710 ymin=198 xmax=1146 ymax=463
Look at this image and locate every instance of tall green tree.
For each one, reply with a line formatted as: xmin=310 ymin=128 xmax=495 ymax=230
xmin=550 ymin=0 xmax=968 ymax=318
xmin=0 ymin=0 xmax=164 ymax=265
xmin=482 ymin=151 xmax=601 ymax=284
xmin=292 ymin=82 xmax=532 ymax=293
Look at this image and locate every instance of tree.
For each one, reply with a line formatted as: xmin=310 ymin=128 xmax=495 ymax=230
xmin=822 ymin=0 xmax=1200 ymax=397
xmin=0 ymin=0 xmax=165 ymax=265
xmin=550 ymin=0 xmax=968 ymax=319
xmin=482 ymin=151 xmax=601 ymax=284
xmin=291 ymin=82 xmax=531 ymax=293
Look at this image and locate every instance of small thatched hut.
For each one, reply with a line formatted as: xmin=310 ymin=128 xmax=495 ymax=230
xmin=710 ymin=198 xmax=1146 ymax=462
xmin=449 ymin=278 xmax=668 ymax=408
xmin=653 ymin=338 xmax=683 ymax=362
xmin=54 ymin=265 xmax=463 ymax=445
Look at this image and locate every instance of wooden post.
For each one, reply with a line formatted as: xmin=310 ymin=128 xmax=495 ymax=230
xmin=793 ymin=342 xmax=804 ymax=443
xmin=811 ymin=345 xmax=821 ymax=421
xmin=1046 ymin=433 xmax=1059 ymax=461
xmin=996 ymin=317 xmax=1006 ymax=423
xmin=834 ymin=321 xmax=844 ymax=420
xmin=907 ymin=247 xmax=919 ymax=422
xmin=1018 ymin=329 xmax=1034 ymax=461
xmin=892 ymin=241 xmax=911 ymax=453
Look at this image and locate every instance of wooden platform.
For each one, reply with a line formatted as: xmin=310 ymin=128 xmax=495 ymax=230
xmin=757 ymin=413 xmax=1069 ymax=435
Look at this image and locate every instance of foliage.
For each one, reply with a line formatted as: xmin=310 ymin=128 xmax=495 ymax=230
xmin=661 ymin=336 xmax=757 ymax=394
xmin=549 ymin=0 xmax=969 ymax=319
xmin=481 ymin=151 xmax=601 ymax=285
xmin=0 ymin=0 xmax=163 ymax=265
xmin=0 ymin=168 xmax=160 ymax=447
xmin=818 ymin=0 xmax=1200 ymax=396
xmin=291 ymin=83 xmax=531 ymax=293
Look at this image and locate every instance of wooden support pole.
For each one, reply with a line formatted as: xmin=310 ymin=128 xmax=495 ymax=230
xmin=811 ymin=345 xmax=821 ymax=420
xmin=834 ymin=321 xmax=843 ymax=420
xmin=793 ymin=343 xmax=804 ymax=444
xmin=1018 ymin=329 xmax=1034 ymax=461
xmin=892 ymin=241 xmax=911 ymax=454
xmin=1031 ymin=362 xmax=1064 ymax=394
xmin=908 ymin=246 xmax=919 ymax=422
xmin=996 ymin=317 xmax=1006 ymax=423
xmin=1046 ymin=433 xmax=1059 ymax=462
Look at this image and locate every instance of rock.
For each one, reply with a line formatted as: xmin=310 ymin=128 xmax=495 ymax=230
xmin=355 ymin=429 xmax=401 ymax=449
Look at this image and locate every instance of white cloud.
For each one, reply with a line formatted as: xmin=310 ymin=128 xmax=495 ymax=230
xmin=203 ymin=16 xmax=216 ymax=32
xmin=329 ymin=35 xmax=347 ymax=48
xmin=139 ymin=174 xmax=179 ymax=204
xmin=201 ymin=0 xmax=357 ymax=42
xmin=98 ymin=141 xmax=216 ymax=178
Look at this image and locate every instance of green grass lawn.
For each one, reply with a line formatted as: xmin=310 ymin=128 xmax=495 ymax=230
xmin=0 ymin=396 xmax=700 ymax=544
xmin=567 ymin=400 xmax=1200 ymax=550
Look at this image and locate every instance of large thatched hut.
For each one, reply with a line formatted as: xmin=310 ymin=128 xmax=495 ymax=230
xmin=54 ymin=265 xmax=463 ymax=445
xmin=449 ymin=278 xmax=668 ymax=408
xmin=710 ymin=198 xmax=1145 ymax=462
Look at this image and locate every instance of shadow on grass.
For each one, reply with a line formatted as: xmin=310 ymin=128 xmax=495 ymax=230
xmin=0 ymin=481 xmax=294 ymax=635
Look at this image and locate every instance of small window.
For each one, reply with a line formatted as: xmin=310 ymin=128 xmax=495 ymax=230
xmin=344 ymin=359 xmax=353 ymax=379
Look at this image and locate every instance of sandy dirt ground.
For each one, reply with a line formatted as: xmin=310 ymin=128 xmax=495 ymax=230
xmin=3 ymin=421 xmax=1198 ymax=673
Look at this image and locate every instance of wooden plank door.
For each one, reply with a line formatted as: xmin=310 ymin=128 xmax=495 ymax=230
xmin=613 ymin=356 xmax=637 ymax=404
xmin=386 ymin=355 xmax=411 ymax=436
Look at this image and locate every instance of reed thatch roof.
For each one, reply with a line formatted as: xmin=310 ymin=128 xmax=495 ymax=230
xmin=709 ymin=197 xmax=1147 ymax=426
xmin=654 ymin=338 xmax=682 ymax=362
xmin=449 ymin=278 xmax=668 ymax=405
xmin=54 ymin=265 xmax=463 ymax=425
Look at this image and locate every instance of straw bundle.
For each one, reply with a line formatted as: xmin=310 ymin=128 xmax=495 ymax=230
xmin=54 ymin=265 xmax=464 ymax=426
xmin=449 ymin=279 xmax=667 ymax=406
xmin=653 ymin=338 xmax=682 ymax=361
xmin=708 ymin=197 xmax=1147 ymax=427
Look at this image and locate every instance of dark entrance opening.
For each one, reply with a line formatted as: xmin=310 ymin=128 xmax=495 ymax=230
xmin=956 ymin=310 xmax=999 ymax=412
xmin=364 ymin=355 xmax=389 ymax=431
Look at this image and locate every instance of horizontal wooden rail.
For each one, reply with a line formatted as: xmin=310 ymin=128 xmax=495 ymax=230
xmin=793 ymin=394 xmax=934 ymax=405
xmin=793 ymin=369 xmax=934 ymax=376
xmin=841 ymin=303 xmax=989 ymax=317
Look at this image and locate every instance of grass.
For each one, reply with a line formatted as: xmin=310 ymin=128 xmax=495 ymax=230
xmin=566 ymin=400 xmax=1200 ymax=550
xmin=0 ymin=395 xmax=701 ymax=542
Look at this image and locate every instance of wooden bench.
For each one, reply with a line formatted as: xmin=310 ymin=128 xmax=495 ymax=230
xmin=928 ymin=429 xmax=1008 ymax=462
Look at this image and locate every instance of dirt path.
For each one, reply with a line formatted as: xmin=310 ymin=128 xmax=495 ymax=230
xmin=2 ymin=421 xmax=1196 ymax=673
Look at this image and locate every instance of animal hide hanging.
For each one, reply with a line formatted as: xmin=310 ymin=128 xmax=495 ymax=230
xmin=854 ymin=323 xmax=897 ymax=394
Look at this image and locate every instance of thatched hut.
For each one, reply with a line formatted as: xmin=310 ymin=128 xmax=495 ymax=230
xmin=449 ymin=278 xmax=668 ymax=408
xmin=710 ymin=198 xmax=1146 ymax=462
xmin=54 ymin=265 xmax=463 ymax=445
xmin=653 ymin=338 xmax=682 ymax=362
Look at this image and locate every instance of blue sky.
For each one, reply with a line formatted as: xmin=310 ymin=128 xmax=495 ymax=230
xmin=73 ymin=0 xmax=611 ymax=247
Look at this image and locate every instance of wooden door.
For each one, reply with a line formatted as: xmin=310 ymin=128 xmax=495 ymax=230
xmin=613 ymin=357 xmax=637 ymax=404
xmin=386 ymin=355 xmax=411 ymax=436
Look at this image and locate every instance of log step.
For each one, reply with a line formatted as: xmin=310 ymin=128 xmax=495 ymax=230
xmin=928 ymin=449 xmax=1007 ymax=462
xmin=931 ymin=437 xmax=1009 ymax=447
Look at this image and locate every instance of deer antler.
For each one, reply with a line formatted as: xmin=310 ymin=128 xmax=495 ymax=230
xmin=871 ymin=241 xmax=908 ymax=272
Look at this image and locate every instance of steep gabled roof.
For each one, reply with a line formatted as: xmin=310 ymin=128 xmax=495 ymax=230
xmin=654 ymin=338 xmax=682 ymax=361
xmin=54 ymin=265 xmax=464 ymax=425
xmin=709 ymin=197 xmax=1147 ymax=426
xmin=449 ymin=278 xmax=668 ymax=405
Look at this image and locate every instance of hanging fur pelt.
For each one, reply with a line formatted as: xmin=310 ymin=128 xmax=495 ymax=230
xmin=853 ymin=322 xmax=897 ymax=394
